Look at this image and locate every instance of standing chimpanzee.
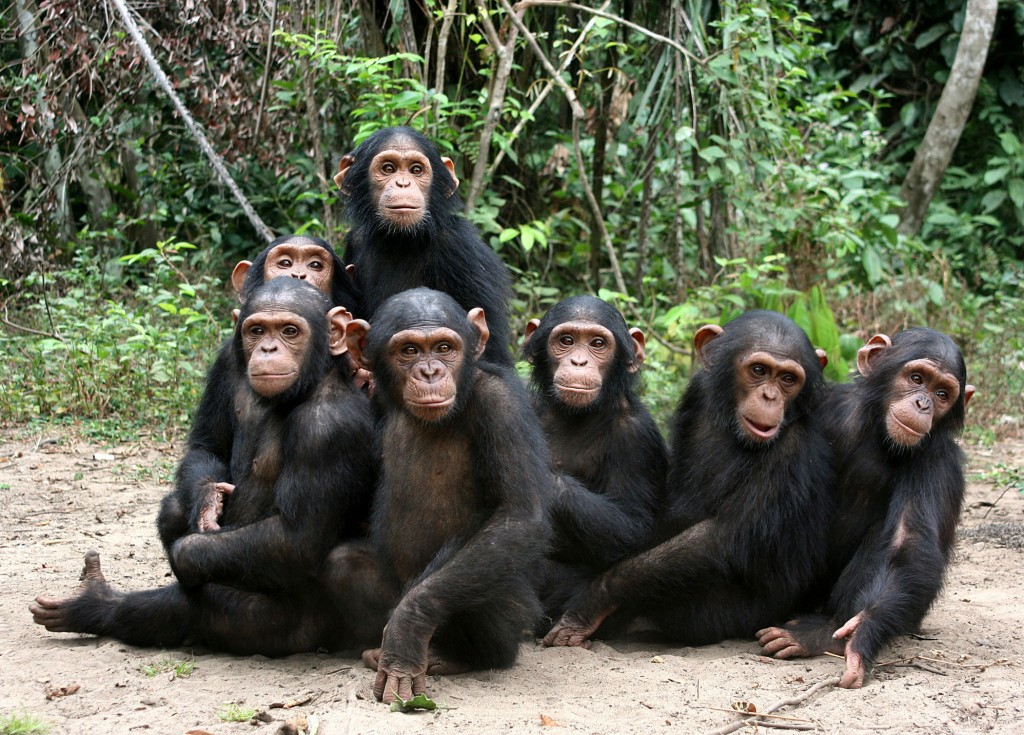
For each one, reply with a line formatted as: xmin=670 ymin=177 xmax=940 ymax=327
xmin=333 ymin=126 xmax=514 ymax=366
xmin=159 ymin=234 xmax=361 ymax=550
xmin=326 ymin=288 xmax=552 ymax=704
xmin=30 ymin=279 xmax=377 ymax=655
xmin=758 ymin=328 xmax=975 ymax=688
xmin=543 ymin=310 xmax=833 ymax=648
xmin=521 ymin=296 xmax=667 ymax=623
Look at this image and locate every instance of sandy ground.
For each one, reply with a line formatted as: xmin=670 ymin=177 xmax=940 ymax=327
xmin=1 ymin=427 xmax=1023 ymax=735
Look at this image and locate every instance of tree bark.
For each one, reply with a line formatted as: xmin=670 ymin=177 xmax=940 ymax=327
xmin=897 ymin=0 xmax=998 ymax=236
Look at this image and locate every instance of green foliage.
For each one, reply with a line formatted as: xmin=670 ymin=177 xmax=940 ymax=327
xmin=0 ymin=712 xmax=49 ymax=735
xmin=217 ymin=703 xmax=257 ymax=722
xmin=139 ymin=654 xmax=195 ymax=679
xmin=389 ymin=692 xmax=439 ymax=713
xmin=0 ymin=239 xmax=227 ymax=432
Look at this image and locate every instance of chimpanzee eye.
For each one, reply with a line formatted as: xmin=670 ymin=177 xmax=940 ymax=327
xmin=278 ymin=258 xmax=293 ymax=268
xmin=308 ymin=260 xmax=324 ymax=271
xmin=910 ymin=373 xmax=923 ymax=384
xmin=559 ymin=335 xmax=574 ymax=347
xmin=249 ymin=326 xmax=265 ymax=337
xmin=282 ymin=326 xmax=300 ymax=337
xmin=410 ymin=163 xmax=425 ymax=175
xmin=936 ymin=389 xmax=949 ymax=401
xmin=751 ymin=364 xmax=767 ymax=377
xmin=780 ymin=373 xmax=797 ymax=386
xmin=381 ymin=162 xmax=397 ymax=174
xmin=401 ymin=344 xmax=418 ymax=356
xmin=591 ymin=338 xmax=606 ymax=349
xmin=436 ymin=342 xmax=452 ymax=353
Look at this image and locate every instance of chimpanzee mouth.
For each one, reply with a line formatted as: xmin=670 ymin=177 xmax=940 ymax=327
xmin=889 ymin=413 xmax=924 ymax=438
xmin=741 ymin=416 xmax=780 ymax=440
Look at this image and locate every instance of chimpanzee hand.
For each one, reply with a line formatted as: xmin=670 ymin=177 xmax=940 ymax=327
xmin=372 ymin=623 xmax=431 ymax=704
xmin=197 ymin=482 xmax=234 ymax=532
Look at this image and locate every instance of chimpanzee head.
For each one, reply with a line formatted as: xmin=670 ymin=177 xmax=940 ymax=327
xmin=233 ymin=279 xmax=352 ymax=405
xmin=522 ymin=295 xmax=646 ymax=413
xmin=345 ymin=287 xmax=488 ymax=424
xmin=231 ymin=234 xmax=359 ymax=315
xmin=693 ymin=310 xmax=827 ymax=447
xmin=333 ymin=126 xmax=462 ymax=240
xmin=853 ymin=327 xmax=974 ymax=450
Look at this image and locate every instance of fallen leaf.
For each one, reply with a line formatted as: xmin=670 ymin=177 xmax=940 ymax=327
xmin=44 ymin=683 xmax=81 ymax=700
xmin=540 ymin=713 xmax=562 ymax=726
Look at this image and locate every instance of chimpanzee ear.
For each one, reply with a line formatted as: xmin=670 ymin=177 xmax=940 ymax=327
xmin=628 ymin=327 xmax=647 ymax=373
xmin=327 ymin=307 xmax=354 ymax=357
xmin=231 ymin=308 xmax=241 ymax=325
xmin=334 ymin=154 xmax=356 ymax=191
xmin=521 ymin=318 xmax=542 ymax=361
xmin=815 ymin=348 xmax=829 ymax=370
xmin=693 ymin=324 xmax=724 ymax=369
xmin=964 ymin=384 xmax=976 ymax=410
xmin=230 ymin=260 xmax=252 ymax=298
xmin=856 ymin=334 xmax=892 ymax=377
xmin=441 ymin=157 xmax=460 ymax=194
xmin=468 ymin=307 xmax=490 ymax=360
xmin=345 ymin=319 xmax=371 ymax=370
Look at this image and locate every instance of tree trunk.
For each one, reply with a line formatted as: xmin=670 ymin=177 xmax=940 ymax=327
xmin=897 ymin=0 xmax=998 ymax=236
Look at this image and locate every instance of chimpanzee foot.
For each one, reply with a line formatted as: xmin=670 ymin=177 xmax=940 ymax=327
xmin=757 ymin=624 xmax=813 ymax=659
xmin=542 ymin=608 xmax=612 ymax=648
xmin=29 ymin=550 xmax=117 ymax=632
xmin=361 ymin=647 xmax=382 ymax=670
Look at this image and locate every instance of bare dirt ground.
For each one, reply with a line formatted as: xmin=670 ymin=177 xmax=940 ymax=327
xmin=1 ymin=427 xmax=1022 ymax=735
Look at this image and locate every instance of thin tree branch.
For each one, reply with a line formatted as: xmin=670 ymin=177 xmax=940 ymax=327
xmin=702 ymin=677 xmax=839 ymax=735
xmin=108 ymin=0 xmax=274 ymax=243
xmin=514 ymin=0 xmax=706 ymax=65
xmin=254 ymin=0 xmax=278 ymax=142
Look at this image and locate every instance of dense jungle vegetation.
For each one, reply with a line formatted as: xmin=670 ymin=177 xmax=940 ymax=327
xmin=1 ymin=0 xmax=1021 ymax=441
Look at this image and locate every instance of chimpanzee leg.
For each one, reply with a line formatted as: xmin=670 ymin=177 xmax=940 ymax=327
xmin=30 ymin=551 xmax=196 ymax=647
xmin=431 ymin=573 xmax=541 ymax=671
xmin=321 ymin=542 xmax=400 ymax=650
xmin=157 ymin=493 xmax=189 ymax=554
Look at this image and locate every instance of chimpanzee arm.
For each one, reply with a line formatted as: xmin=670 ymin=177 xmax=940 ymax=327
xmin=551 ymin=418 xmax=664 ymax=567
xmin=164 ymin=343 xmax=237 ymax=537
xmin=171 ymin=402 xmax=374 ymax=591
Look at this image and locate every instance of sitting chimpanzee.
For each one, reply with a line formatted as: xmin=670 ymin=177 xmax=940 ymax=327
xmin=758 ymin=328 xmax=975 ymax=688
xmin=521 ymin=296 xmax=667 ymax=623
xmin=30 ymin=279 xmax=377 ymax=655
xmin=159 ymin=234 xmax=360 ymax=549
xmin=326 ymin=288 xmax=552 ymax=704
xmin=543 ymin=310 xmax=833 ymax=648
xmin=333 ymin=126 xmax=514 ymax=366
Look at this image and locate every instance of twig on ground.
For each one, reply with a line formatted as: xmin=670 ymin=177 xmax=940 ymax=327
xmin=702 ymin=677 xmax=840 ymax=735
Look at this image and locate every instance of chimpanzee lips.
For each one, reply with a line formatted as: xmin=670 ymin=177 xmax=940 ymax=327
xmin=741 ymin=416 xmax=780 ymax=441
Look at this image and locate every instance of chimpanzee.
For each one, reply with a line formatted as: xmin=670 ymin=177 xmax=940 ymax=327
xmin=334 ymin=126 xmax=514 ymax=366
xmin=30 ymin=279 xmax=378 ymax=654
xmin=159 ymin=234 xmax=361 ymax=551
xmin=757 ymin=328 xmax=975 ymax=688
xmin=521 ymin=296 xmax=667 ymax=622
xmin=327 ymin=287 xmax=552 ymax=704
xmin=543 ymin=310 xmax=833 ymax=648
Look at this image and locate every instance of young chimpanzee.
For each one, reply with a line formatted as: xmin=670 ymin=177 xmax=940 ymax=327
xmin=30 ymin=279 xmax=377 ymax=655
xmin=159 ymin=234 xmax=361 ymax=551
xmin=329 ymin=288 xmax=552 ymax=704
xmin=758 ymin=328 xmax=975 ymax=688
xmin=521 ymin=296 xmax=667 ymax=622
xmin=543 ymin=310 xmax=833 ymax=648
xmin=334 ymin=126 xmax=514 ymax=366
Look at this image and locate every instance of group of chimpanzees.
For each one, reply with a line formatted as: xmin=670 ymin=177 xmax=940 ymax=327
xmin=31 ymin=126 xmax=975 ymax=700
